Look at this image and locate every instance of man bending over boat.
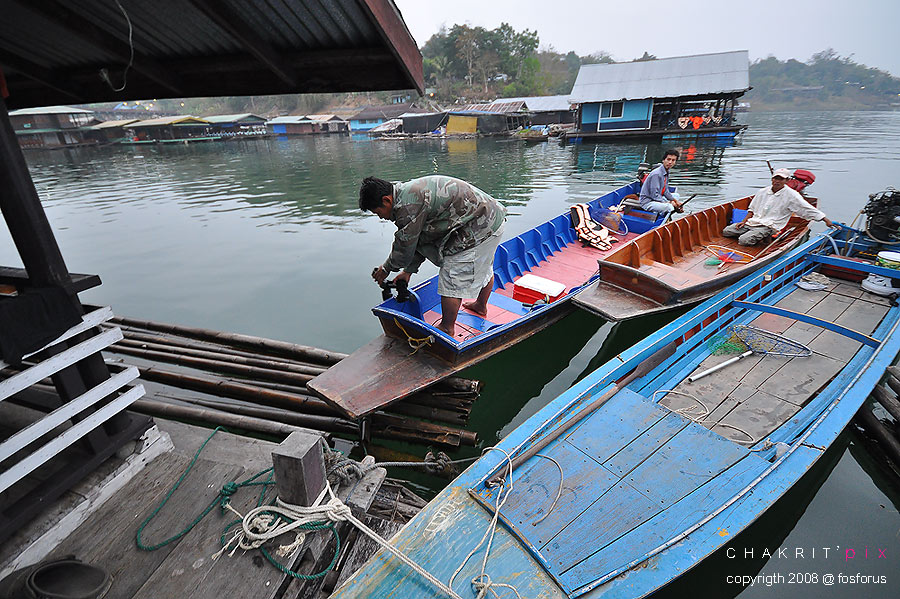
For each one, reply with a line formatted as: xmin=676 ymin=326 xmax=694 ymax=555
xmin=360 ymin=175 xmax=506 ymax=338
xmin=722 ymin=168 xmax=835 ymax=246
xmin=639 ymin=149 xmax=683 ymax=215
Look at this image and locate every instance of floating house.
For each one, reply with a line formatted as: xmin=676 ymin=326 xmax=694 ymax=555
xmin=501 ymin=95 xmax=576 ymax=125
xmin=400 ymin=111 xmax=448 ymax=134
xmin=8 ymin=105 xmax=96 ymax=149
xmin=304 ymin=114 xmax=350 ymax=134
xmin=267 ymin=115 xmax=315 ymax=135
xmin=86 ymin=118 xmax=141 ymax=143
xmin=122 ymin=116 xmax=216 ymax=144
xmin=566 ymin=50 xmax=750 ymax=141
xmin=349 ymin=102 xmax=425 ymax=131
xmin=204 ymin=113 xmax=268 ymax=138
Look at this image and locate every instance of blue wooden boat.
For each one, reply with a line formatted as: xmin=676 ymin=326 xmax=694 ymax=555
xmin=330 ymin=226 xmax=900 ymax=598
xmin=309 ymin=180 xmax=668 ymax=418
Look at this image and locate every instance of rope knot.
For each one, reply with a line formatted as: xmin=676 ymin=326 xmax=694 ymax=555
xmin=221 ymin=481 xmax=239 ymax=496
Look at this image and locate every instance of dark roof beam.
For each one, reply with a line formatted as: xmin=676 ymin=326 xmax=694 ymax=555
xmin=13 ymin=0 xmax=183 ymax=96
xmin=0 ymin=50 xmax=81 ymax=102
xmin=189 ymin=0 xmax=298 ymax=88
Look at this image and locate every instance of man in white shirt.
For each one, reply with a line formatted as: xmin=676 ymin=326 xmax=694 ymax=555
xmin=723 ymin=168 xmax=835 ymax=246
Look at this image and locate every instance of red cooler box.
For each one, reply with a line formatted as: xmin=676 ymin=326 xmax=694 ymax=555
xmin=513 ymin=274 xmax=566 ymax=304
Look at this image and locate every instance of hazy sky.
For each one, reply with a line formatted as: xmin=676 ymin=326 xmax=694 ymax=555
xmin=395 ymin=0 xmax=899 ymax=77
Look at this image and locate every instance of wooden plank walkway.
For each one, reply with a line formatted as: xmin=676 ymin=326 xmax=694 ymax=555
xmin=8 ymin=420 xmax=392 ymax=599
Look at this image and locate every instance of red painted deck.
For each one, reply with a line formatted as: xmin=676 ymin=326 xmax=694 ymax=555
xmin=424 ymin=232 xmax=642 ymax=341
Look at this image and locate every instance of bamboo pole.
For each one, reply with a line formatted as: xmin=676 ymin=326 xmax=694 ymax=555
xmin=133 ymin=365 xmax=335 ymax=414
xmin=108 ymin=344 xmax=316 ymax=386
xmin=113 ymin=326 xmax=321 ymax=368
xmin=130 ymin=398 xmax=317 ymax=438
xmin=872 ymin=383 xmax=900 ymax=423
xmin=105 ymin=312 xmax=347 ymax=365
xmin=176 ymin=397 xmax=358 ymax=434
xmin=113 ymin=337 xmax=327 ymax=375
xmin=856 ymin=404 xmax=900 ymax=467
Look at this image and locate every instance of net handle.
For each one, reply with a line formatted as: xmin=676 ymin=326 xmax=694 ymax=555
xmin=687 ymin=350 xmax=753 ymax=383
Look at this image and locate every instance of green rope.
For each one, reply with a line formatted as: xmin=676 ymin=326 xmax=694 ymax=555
xmin=136 ymin=426 xmax=276 ymax=552
xmin=135 ymin=426 xmax=341 ymax=580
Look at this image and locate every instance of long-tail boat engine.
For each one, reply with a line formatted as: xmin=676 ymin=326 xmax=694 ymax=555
xmin=863 ymin=188 xmax=900 ymax=243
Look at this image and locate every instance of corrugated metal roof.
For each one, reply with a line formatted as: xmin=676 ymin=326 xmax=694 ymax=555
xmin=8 ymin=105 xmax=95 ymax=116
xmin=0 ymin=0 xmax=423 ymax=109
xmin=569 ymin=51 xmax=750 ymax=103
xmin=459 ymin=100 xmax=525 ymax=113
xmin=91 ymin=119 xmax=140 ymax=129
xmin=128 ymin=116 xmax=209 ymax=127
xmin=501 ymin=95 xmax=574 ymax=112
xmin=266 ymin=116 xmax=311 ymax=124
xmin=350 ymin=102 xmax=425 ymax=120
xmin=304 ymin=114 xmax=346 ymax=122
xmin=204 ymin=114 xmax=266 ymax=123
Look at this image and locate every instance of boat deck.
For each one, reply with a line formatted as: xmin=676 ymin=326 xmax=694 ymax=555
xmin=422 ymin=233 xmax=641 ymax=341
xmin=468 ymin=276 xmax=894 ymax=596
xmin=661 ymin=277 xmax=892 ymax=445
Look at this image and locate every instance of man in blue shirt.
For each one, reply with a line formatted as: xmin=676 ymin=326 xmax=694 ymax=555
xmin=639 ymin=149 xmax=683 ymax=215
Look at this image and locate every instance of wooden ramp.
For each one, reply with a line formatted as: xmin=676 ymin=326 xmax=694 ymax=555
xmin=307 ymin=335 xmax=467 ymax=420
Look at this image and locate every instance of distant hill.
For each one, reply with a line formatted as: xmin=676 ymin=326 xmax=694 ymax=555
xmin=746 ymin=49 xmax=900 ymax=111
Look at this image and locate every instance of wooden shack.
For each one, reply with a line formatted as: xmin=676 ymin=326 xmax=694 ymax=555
xmin=204 ymin=113 xmax=268 ymax=138
xmin=566 ymin=50 xmax=750 ymax=142
xmin=8 ymin=105 xmax=96 ymax=149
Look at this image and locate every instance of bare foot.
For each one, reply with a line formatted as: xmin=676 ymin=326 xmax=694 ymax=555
xmin=437 ymin=323 xmax=456 ymax=337
xmin=462 ymin=301 xmax=488 ymax=317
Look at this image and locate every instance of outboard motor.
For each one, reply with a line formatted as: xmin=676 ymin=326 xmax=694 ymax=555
xmin=636 ymin=162 xmax=651 ymax=184
xmin=863 ymin=188 xmax=900 ymax=243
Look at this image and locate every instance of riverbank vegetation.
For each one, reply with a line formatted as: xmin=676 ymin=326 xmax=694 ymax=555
xmin=131 ymin=27 xmax=899 ymax=116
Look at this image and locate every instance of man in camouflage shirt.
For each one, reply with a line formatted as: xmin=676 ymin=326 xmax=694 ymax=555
xmin=359 ymin=175 xmax=506 ymax=338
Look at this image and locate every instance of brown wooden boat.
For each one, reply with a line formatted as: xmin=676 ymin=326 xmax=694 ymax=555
xmin=572 ymin=195 xmax=814 ymax=321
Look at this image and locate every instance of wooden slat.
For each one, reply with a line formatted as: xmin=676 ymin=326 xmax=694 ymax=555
xmin=731 ymin=300 xmax=880 ymax=346
xmin=0 ymin=366 xmax=138 ymax=462
xmin=0 ymin=384 xmax=144 ymax=493
xmin=0 ymin=327 xmax=123 ymax=401
xmin=0 ymin=306 xmax=114 ymax=370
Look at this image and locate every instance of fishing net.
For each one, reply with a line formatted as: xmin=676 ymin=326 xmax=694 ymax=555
xmin=690 ymin=325 xmax=811 ymax=382
xmin=594 ymin=205 xmax=628 ymax=235
xmin=708 ymin=325 xmax=811 ymax=357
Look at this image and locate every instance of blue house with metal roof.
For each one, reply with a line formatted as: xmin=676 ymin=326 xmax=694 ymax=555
xmin=566 ymin=50 xmax=750 ymax=142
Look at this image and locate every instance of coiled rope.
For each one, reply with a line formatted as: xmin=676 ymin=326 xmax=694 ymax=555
xmin=393 ymin=317 xmax=435 ymax=353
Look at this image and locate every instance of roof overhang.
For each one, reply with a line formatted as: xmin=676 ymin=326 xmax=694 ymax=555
xmin=0 ymin=0 xmax=424 ymax=109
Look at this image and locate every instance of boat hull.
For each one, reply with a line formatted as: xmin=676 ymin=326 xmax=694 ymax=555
xmin=309 ymin=181 xmax=665 ymax=417
xmin=330 ymin=228 xmax=900 ymax=598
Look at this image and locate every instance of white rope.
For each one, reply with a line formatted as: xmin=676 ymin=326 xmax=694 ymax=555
xmin=215 ymin=479 xmax=463 ymax=598
xmin=654 ymin=389 xmax=762 ymax=446
xmin=450 ymin=447 xmax=524 ymax=599
xmin=215 ymin=448 xmax=528 ymax=599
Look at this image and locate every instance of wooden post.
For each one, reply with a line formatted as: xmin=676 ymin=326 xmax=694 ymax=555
xmin=0 ymin=98 xmax=71 ymax=287
xmin=271 ymin=431 xmax=327 ymax=507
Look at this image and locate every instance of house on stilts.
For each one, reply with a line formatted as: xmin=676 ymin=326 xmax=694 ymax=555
xmin=564 ymin=50 xmax=750 ymax=142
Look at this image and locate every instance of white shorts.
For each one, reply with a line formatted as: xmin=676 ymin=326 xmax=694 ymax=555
xmin=438 ymin=224 xmax=505 ymax=298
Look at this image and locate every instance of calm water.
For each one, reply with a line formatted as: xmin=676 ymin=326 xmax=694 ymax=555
xmin=3 ymin=111 xmax=900 ymax=596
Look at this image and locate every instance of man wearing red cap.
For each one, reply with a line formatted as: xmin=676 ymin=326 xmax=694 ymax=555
xmin=723 ymin=168 xmax=835 ymax=246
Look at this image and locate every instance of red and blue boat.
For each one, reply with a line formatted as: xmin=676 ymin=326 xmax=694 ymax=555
xmin=309 ymin=180 xmax=667 ymax=418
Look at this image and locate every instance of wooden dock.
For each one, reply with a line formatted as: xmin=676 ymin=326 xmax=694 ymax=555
xmin=0 ymin=418 xmax=419 ymax=599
